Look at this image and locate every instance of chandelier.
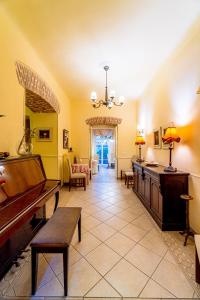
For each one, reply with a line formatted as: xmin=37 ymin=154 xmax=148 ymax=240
xmin=90 ymin=66 xmax=125 ymax=109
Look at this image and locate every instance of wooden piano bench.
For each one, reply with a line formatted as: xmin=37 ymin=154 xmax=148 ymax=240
xmin=30 ymin=207 xmax=82 ymax=297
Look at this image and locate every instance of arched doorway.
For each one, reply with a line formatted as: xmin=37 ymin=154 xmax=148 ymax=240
xmin=15 ymin=61 xmax=60 ymax=179
xmin=86 ymin=117 xmax=122 ymax=178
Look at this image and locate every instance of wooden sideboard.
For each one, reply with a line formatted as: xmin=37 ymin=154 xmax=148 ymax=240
xmin=132 ymin=161 xmax=189 ymax=230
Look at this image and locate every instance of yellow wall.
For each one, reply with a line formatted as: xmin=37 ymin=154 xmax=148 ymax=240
xmin=71 ymin=99 xmax=137 ymax=177
xmin=0 ymin=4 xmax=70 ymax=180
xmin=137 ymin=18 xmax=200 ymax=232
xmin=25 ymin=107 xmax=58 ymax=178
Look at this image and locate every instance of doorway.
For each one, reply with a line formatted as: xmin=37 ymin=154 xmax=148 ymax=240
xmin=91 ymin=127 xmax=117 ymax=177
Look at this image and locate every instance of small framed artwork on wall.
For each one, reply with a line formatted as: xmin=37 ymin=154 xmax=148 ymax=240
xmin=37 ymin=128 xmax=52 ymax=141
xmin=63 ymin=129 xmax=69 ymax=149
xmin=153 ymin=127 xmax=161 ymax=148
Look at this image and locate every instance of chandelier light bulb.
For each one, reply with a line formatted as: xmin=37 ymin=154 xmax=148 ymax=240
xmin=119 ymin=96 xmax=125 ymax=104
xmin=108 ymin=102 xmax=113 ymax=109
xmin=110 ymin=90 xmax=116 ymax=98
xmin=90 ymin=91 xmax=97 ymax=101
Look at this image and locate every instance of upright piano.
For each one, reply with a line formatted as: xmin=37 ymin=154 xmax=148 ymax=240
xmin=0 ymin=155 xmax=61 ymax=279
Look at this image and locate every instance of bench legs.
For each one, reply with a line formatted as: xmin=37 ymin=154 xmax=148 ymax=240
xmin=78 ymin=215 xmax=81 ymax=242
xmin=63 ymin=248 xmax=69 ymax=296
xmin=31 ymin=248 xmax=38 ymax=295
xmin=54 ymin=191 xmax=59 ymax=212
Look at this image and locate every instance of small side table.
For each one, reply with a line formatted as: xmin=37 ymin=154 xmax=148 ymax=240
xmin=180 ymin=194 xmax=194 ymax=246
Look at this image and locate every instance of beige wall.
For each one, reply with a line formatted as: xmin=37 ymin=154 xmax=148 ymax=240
xmin=71 ymin=99 xmax=137 ymax=177
xmin=0 ymin=4 xmax=70 ymax=180
xmin=137 ymin=18 xmax=200 ymax=232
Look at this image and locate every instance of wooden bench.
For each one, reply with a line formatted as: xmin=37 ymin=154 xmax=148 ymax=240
xmin=30 ymin=207 xmax=82 ymax=296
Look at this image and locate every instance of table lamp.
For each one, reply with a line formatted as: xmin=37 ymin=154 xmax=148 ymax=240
xmin=135 ymin=135 xmax=145 ymax=162
xmin=162 ymin=125 xmax=180 ymax=172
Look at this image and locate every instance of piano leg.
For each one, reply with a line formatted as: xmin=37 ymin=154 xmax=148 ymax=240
xmin=54 ymin=191 xmax=59 ymax=212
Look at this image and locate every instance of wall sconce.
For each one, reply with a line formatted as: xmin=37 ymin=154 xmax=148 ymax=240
xmin=162 ymin=124 xmax=180 ymax=172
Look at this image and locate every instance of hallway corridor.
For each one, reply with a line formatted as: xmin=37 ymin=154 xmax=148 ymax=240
xmin=0 ymin=172 xmax=198 ymax=298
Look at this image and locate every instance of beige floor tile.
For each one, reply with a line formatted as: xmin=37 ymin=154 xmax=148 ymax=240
xmin=126 ymin=205 xmax=145 ymax=216
xmin=105 ymin=232 xmax=136 ymax=256
xmin=140 ymin=279 xmax=175 ymax=298
xmin=86 ymin=243 xmax=121 ymax=275
xmin=105 ymin=259 xmax=149 ymax=297
xmin=84 ymin=204 xmax=102 ymax=215
xmin=58 ymin=258 xmax=101 ymax=296
xmin=105 ymin=205 xmax=125 ymax=214
xmin=115 ymin=201 xmax=131 ymax=209
xmin=105 ymin=215 xmax=129 ymax=231
xmin=120 ymin=223 xmax=147 ymax=242
xmin=152 ymin=258 xmax=194 ymax=298
xmin=74 ymin=232 xmax=101 ymax=255
xmin=82 ymin=216 xmax=101 ymax=230
xmin=91 ymin=223 xmax=116 ymax=241
xmin=117 ymin=210 xmax=138 ymax=222
xmin=44 ymin=247 xmax=82 ymax=275
xmin=132 ymin=214 xmax=154 ymax=231
xmin=91 ymin=210 xmax=114 ymax=222
xmin=13 ymin=255 xmax=56 ymax=296
xmin=85 ymin=278 xmax=121 ymax=297
xmin=35 ymin=276 xmax=64 ymax=297
xmin=125 ymin=244 xmax=162 ymax=276
xmin=164 ymin=250 xmax=177 ymax=265
xmin=139 ymin=229 xmax=168 ymax=257
xmin=95 ymin=201 xmax=113 ymax=209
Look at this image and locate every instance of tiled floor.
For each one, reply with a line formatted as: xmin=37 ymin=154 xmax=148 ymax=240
xmin=0 ymin=167 xmax=198 ymax=298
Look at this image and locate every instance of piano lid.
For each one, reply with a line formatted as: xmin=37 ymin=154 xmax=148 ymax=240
xmin=0 ymin=155 xmax=46 ymax=203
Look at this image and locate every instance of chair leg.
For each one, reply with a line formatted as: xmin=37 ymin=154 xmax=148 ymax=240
xmin=63 ymin=248 xmax=69 ymax=297
xmin=31 ymin=248 xmax=38 ymax=295
xmin=69 ymin=179 xmax=71 ymax=192
xmin=121 ymin=170 xmax=122 ymax=180
xmin=78 ymin=215 xmax=81 ymax=242
xmin=84 ymin=178 xmax=86 ymax=191
xmin=125 ymin=175 xmax=127 ymax=185
xmin=127 ymin=177 xmax=129 ymax=188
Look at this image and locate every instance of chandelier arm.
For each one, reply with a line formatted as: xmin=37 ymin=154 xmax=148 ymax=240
xmin=113 ymin=102 xmax=123 ymax=106
xmin=93 ymin=99 xmax=104 ymax=108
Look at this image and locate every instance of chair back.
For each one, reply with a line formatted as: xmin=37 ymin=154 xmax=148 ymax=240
xmin=66 ymin=158 xmax=73 ymax=178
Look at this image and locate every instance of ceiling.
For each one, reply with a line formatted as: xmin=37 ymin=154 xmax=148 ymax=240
xmin=2 ymin=0 xmax=200 ymax=102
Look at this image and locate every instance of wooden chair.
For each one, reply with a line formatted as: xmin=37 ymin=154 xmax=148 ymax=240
xmin=124 ymin=171 xmax=135 ymax=188
xmin=67 ymin=158 xmax=86 ymax=191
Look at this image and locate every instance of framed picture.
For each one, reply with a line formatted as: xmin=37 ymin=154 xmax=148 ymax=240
xmin=63 ymin=129 xmax=69 ymax=149
xmin=153 ymin=127 xmax=161 ymax=148
xmin=162 ymin=126 xmax=173 ymax=149
xmin=37 ymin=128 xmax=52 ymax=141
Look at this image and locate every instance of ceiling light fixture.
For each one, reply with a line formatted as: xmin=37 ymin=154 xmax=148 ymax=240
xmin=90 ymin=66 xmax=125 ymax=109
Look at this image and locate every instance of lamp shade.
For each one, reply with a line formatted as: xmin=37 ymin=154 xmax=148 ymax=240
xmin=162 ymin=126 xmax=180 ymax=144
xmin=135 ymin=136 xmax=145 ymax=145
